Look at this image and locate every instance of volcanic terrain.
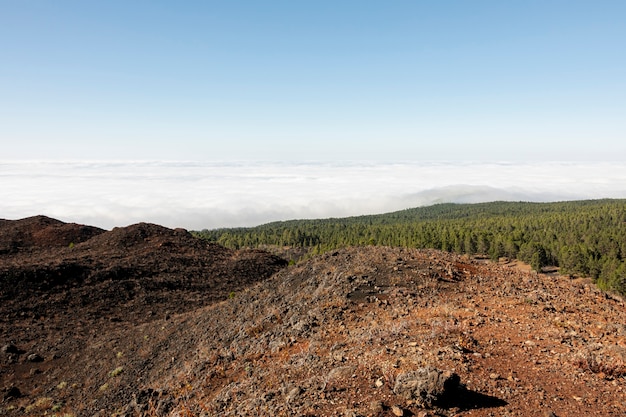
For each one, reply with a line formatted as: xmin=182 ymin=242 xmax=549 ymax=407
xmin=1 ymin=216 xmax=625 ymax=416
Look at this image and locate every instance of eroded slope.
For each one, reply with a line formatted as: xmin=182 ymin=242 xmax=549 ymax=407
xmin=1 ymin=219 xmax=625 ymax=417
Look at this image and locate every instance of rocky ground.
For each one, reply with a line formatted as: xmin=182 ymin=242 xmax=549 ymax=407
xmin=1 ymin=217 xmax=625 ymax=416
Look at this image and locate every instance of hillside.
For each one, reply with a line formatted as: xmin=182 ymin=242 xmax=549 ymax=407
xmin=0 ymin=216 xmax=287 ymax=415
xmin=1 ymin=217 xmax=626 ymax=416
xmin=196 ymin=200 xmax=626 ymax=294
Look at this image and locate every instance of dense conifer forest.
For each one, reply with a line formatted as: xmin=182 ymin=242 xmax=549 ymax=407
xmin=195 ymin=199 xmax=626 ymax=295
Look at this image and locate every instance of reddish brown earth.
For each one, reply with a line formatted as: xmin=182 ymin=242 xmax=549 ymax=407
xmin=1 ymin=217 xmax=625 ymax=416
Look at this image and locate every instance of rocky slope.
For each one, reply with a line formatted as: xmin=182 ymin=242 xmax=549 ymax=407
xmin=0 ymin=216 xmax=287 ymax=415
xmin=1 ymin=217 xmax=625 ymax=416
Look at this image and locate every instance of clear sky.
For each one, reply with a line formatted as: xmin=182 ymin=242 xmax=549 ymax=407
xmin=1 ymin=1 xmax=625 ymax=161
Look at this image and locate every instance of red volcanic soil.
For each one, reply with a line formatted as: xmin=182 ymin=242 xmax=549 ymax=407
xmin=1 ymin=217 xmax=626 ymax=417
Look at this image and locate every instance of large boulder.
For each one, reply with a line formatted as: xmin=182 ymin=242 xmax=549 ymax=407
xmin=393 ymin=366 xmax=460 ymax=407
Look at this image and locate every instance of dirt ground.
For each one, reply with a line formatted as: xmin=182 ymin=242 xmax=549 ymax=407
xmin=1 ymin=216 xmax=625 ymax=416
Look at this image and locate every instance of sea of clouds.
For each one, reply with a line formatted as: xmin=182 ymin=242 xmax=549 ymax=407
xmin=1 ymin=161 xmax=625 ymax=230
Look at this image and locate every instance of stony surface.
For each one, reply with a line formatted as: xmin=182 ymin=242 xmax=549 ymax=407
xmin=1 ymin=216 xmax=626 ymax=416
xmin=393 ymin=367 xmax=460 ymax=407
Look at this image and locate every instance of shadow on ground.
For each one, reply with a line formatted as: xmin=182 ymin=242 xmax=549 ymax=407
xmin=441 ymin=387 xmax=508 ymax=410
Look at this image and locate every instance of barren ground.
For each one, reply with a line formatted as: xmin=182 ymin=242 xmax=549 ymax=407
xmin=1 ymin=216 xmax=625 ymax=416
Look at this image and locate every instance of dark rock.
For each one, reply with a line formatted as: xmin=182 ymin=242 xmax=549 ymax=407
xmin=123 ymin=388 xmax=173 ymax=416
xmin=1 ymin=344 xmax=20 ymax=354
xmin=3 ymin=386 xmax=22 ymax=400
xmin=393 ymin=366 xmax=460 ymax=408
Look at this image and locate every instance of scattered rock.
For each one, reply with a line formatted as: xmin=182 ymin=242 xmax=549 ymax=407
xmin=369 ymin=400 xmax=384 ymax=414
xmin=328 ymin=365 xmax=356 ymax=380
xmin=286 ymin=386 xmax=302 ymax=402
xmin=393 ymin=367 xmax=460 ymax=407
xmin=26 ymin=353 xmax=43 ymax=362
xmin=2 ymin=230 xmax=626 ymax=416
xmin=391 ymin=404 xmax=405 ymax=416
xmin=126 ymin=388 xmax=173 ymax=415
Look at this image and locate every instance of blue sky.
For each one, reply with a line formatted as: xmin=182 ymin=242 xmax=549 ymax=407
xmin=1 ymin=1 xmax=625 ymax=161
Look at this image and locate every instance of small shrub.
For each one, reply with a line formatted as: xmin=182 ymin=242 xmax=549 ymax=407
xmin=109 ymin=366 xmax=124 ymax=377
xmin=24 ymin=397 xmax=54 ymax=413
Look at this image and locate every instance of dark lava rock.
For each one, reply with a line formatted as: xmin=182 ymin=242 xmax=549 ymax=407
xmin=0 ymin=215 xmax=104 ymax=254
xmin=2 ymin=385 xmax=22 ymax=400
xmin=1 ymin=344 xmax=20 ymax=354
xmin=0 ymin=218 xmax=287 ymax=322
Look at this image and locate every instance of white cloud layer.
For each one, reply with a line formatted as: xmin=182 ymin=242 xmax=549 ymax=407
xmin=1 ymin=161 xmax=625 ymax=230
